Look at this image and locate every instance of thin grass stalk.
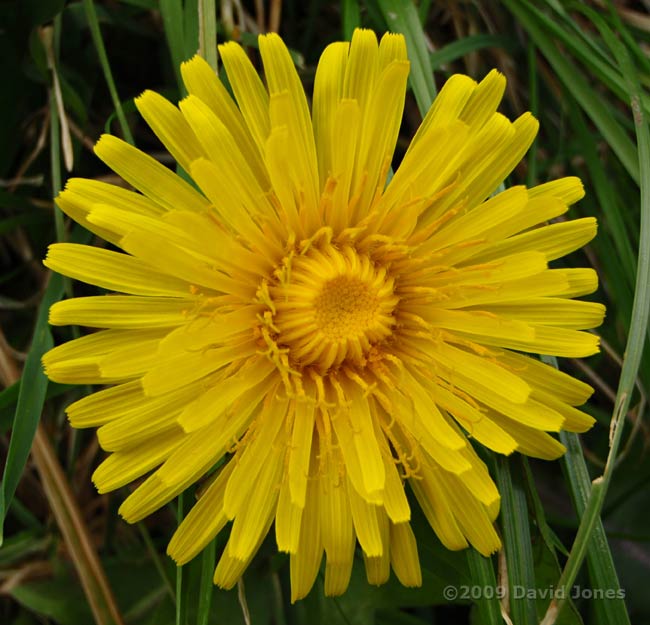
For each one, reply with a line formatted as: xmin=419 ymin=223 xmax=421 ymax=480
xmin=82 ymin=0 xmax=134 ymax=144
xmin=198 ymin=0 xmax=218 ymax=71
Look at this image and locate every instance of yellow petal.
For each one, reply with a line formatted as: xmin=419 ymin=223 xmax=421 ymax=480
xmin=409 ymin=74 xmax=475 ymax=148
xmin=439 ymin=472 xmax=501 ymax=556
xmin=223 ymin=395 xmax=289 ymax=518
xmin=288 ymin=400 xmax=316 ymax=507
xmin=472 ymin=297 xmax=605 ymax=330
xmin=352 ymin=59 xmax=410 ymax=219
xmin=409 ymin=464 xmax=468 ymax=551
xmin=213 ymin=517 xmax=272 ymax=589
xmin=96 ymin=380 xmax=201 ymax=451
xmin=179 ymin=95 xmax=279 ymax=236
xmin=99 ymin=336 xmax=162 ymax=378
xmin=460 ymin=69 xmax=506 ymax=130
xmin=289 ymin=473 xmax=324 ymax=602
xmin=495 ymin=350 xmax=594 ymax=406
xmin=189 ymin=157 xmax=281 ymax=260
xmin=530 ymin=176 xmax=585 ymax=205
xmin=328 ymin=99 xmax=361 ymax=233
xmin=343 ymin=29 xmax=379 ymax=113
xmin=319 ymin=447 xmax=355 ymax=566
xmin=93 ymin=134 xmax=210 ymax=212
xmin=49 ymin=296 xmax=193 ymax=329
xmin=431 ymin=342 xmax=531 ymax=405
xmin=66 ymin=380 xmax=142 ymax=428
xmin=276 ymin=476 xmax=303 ymax=553
xmin=155 ymin=379 xmax=273 ymax=488
xmin=93 ymin=428 xmax=183 ymax=493
xmin=363 ymin=507 xmax=390 ymax=585
xmin=181 ymin=55 xmax=268 ymax=187
xmin=142 ymin=337 xmax=258 ymax=396
xmin=435 ymin=387 xmax=517 ymax=455
xmin=312 ymin=42 xmax=349 ymax=187
xmin=347 ymin=477 xmax=383 ymax=557
xmin=176 ymin=357 xmax=275 ymax=432
xmin=134 ymin=90 xmax=205 ymax=172
xmin=56 ymin=178 xmax=162 ymax=245
xmin=489 ymin=410 xmax=567 ymax=460
xmin=227 ymin=439 xmax=285 ymax=560
xmin=531 ymin=389 xmax=596 ymax=433
xmin=390 ymin=522 xmax=422 ymax=587
xmin=167 ymin=461 xmax=235 ymax=564
xmin=218 ymin=40 xmax=270 ymax=151
xmin=45 ymin=243 xmax=190 ymax=296
xmin=260 ymin=32 xmax=320 ymax=219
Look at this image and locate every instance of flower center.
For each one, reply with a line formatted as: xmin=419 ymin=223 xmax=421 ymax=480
xmin=314 ymin=276 xmax=379 ymax=340
xmin=268 ymin=245 xmax=398 ymax=372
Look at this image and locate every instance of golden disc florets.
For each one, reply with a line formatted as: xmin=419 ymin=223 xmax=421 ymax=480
xmin=268 ymin=244 xmax=398 ymax=372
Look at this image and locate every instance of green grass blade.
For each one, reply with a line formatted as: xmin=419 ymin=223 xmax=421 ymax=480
xmin=417 ymin=0 xmax=432 ymax=25
xmin=198 ymin=0 xmax=217 ymax=71
xmin=430 ymin=34 xmax=514 ymax=71
xmin=197 ymin=538 xmax=216 ymax=625
xmin=494 ymin=456 xmax=537 ymax=625
xmin=138 ymin=523 xmax=175 ymax=602
xmin=526 ymin=40 xmax=539 ymax=186
xmin=0 ymin=274 xmax=64 ymax=543
xmin=376 ymin=0 xmax=437 ymax=113
xmin=567 ymin=102 xmax=637 ymax=289
xmin=341 ymin=0 xmax=361 ymax=39
xmin=560 ymin=431 xmax=630 ymax=625
xmin=83 ymin=0 xmax=134 ymax=144
xmin=160 ymin=0 xmax=186 ymax=93
xmin=465 ymin=550 xmax=502 ymax=625
xmin=502 ymin=0 xmax=640 ymax=183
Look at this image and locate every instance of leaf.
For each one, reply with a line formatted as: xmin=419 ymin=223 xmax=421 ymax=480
xmin=495 ymin=455 xmax=537 ymax=625
xmin=430 ymin=34 xmax=515 ymax=70
xmin=0 ymin=272 xmax=64 ymax=543
xmin=341 ymin=0 xmax=361 ymax=39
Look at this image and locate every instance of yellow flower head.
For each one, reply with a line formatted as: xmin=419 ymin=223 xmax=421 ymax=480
xmin=43 ymin=29 xmax=604 ymax=601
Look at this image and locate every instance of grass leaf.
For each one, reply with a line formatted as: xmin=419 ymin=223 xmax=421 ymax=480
xmin=495 ymin=456 xmax=537 ymax=625
xmin=0 ymin=273 xmax=64 ymax=543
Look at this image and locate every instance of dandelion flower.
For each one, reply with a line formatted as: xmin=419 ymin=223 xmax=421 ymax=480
xmin=43 ymin=29 xmax=604 ymax=601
